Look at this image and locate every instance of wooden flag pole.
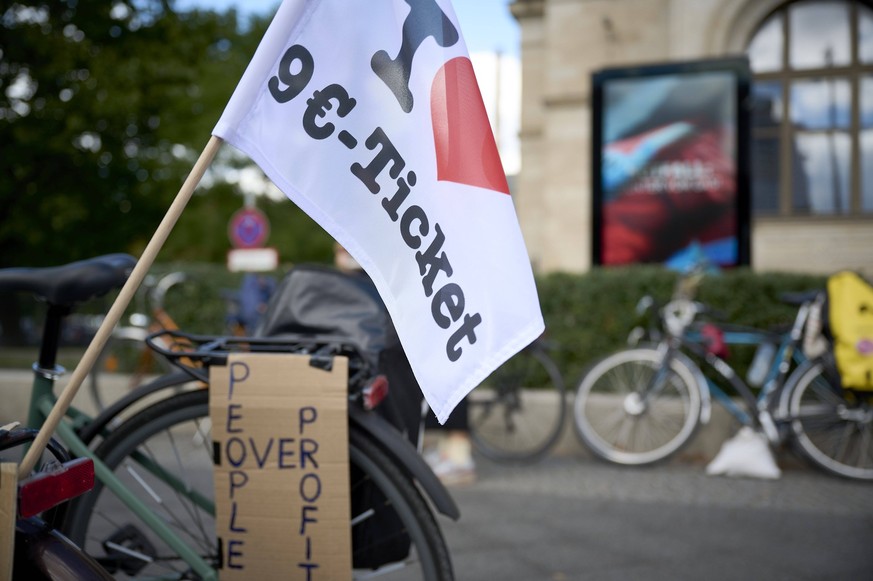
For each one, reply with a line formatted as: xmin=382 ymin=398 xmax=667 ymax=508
xmin=18 ymin=135 xmax=224 ymax=478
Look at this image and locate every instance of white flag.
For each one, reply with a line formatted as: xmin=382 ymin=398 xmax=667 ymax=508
xmin=213 ymin=0 xmax=543 ymax=423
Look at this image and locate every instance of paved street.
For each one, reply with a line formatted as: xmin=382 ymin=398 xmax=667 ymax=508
xmin=4 ymin=368 xmax=872 ymax=580
xmin=440 ymin=455 xmax=873 ymax=581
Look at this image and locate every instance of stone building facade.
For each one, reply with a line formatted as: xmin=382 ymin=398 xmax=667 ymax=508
xmin=510 ymin=0 xmax=873 ymax=274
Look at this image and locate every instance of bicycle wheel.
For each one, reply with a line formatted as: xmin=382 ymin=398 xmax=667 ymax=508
xmin=573 ymin=347 xmax=702 ymax=466
xmin=468 ymin=344 xmax=566 ymax=463
xmin=89 ymin=333 xmax=171 ymax=411
xmin=65 ymin=389 xmax=454 ymax=580
xmin=783 ymin=358 xmax=873 ymax=480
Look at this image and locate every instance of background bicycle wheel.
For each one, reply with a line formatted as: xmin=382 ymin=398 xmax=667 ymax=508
xmin=88 ymin=334 xmax=173 ymax=411
xmin=468 ymin=344 xmax=566 ymax=463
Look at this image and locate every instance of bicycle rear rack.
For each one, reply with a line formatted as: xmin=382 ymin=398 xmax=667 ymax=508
xmin=144 ymin=329 xmax=373 ymax=392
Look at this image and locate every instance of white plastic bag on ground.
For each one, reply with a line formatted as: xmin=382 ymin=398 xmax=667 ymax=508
xmin=705 ymin=426 xmax=782 ymax=480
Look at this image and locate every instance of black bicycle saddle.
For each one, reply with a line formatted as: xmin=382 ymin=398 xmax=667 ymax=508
xmin=0 ymin=254 xmax=137 ymax=307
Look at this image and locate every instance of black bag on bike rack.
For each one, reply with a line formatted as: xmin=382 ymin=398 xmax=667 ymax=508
xmin=254 ymin=264 xmax=424 ymax=440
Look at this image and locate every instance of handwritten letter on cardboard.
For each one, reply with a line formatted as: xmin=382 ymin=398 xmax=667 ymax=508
xmin=209 ymin=353 xmax=351 ymax=579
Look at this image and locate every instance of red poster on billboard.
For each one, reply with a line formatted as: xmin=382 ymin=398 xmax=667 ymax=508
xmin=591 ymin=57 xmax=751 ymax=269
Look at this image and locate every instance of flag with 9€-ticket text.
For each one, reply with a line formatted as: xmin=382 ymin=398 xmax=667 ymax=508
xmin=213 ymin=0 xmax=543 ymax=423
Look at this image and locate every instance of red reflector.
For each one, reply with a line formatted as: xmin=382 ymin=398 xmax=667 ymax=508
xmin=18 ymin=458 xmax=95 ymax=518
xmin=362 ymin=375 xmax=389 ymax=411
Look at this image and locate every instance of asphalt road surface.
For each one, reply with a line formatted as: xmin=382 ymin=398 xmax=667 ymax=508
xmin=439 ymin=456 xmax=873 ymax=581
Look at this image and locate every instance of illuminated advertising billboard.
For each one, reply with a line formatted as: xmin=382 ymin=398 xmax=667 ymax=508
xmin=591 ymin=57 xmax=751 ymax=268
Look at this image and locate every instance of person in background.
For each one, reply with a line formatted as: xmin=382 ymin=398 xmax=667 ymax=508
xmin=225 ymin=273 xmax=276 ymax=335
xmin=333 ymin=242 xmax=476 ymax=486
xmin=422 ymin=401 xmax=476 ymax=486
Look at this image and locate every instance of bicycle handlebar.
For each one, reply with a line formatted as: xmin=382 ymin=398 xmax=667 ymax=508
xmin=779 ymin=290 xmax=823 ymax=306
xmin=659 ymin=289 xmax=821 ymax=347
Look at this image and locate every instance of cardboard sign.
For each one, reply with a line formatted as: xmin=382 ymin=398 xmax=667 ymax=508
xmin=209 ymin=353 xmax=351 ymax=579
xmin=1 ymin=463 xmax=16 ymax=581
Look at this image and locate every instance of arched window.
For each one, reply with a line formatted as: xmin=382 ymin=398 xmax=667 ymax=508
xmin=746 ymin=0 xmax=873 ymax=216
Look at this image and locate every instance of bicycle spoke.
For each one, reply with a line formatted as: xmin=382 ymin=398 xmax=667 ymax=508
xmin=355 ymin=561 xmax=409 ymax=579
xmin=645 ymin=410 xmax=681 ymax=449
xmin=614 ymin=415 xmax=636 ymax=451
xmin=859 ymin=424 xmax=873 ymax=466
xmin=612 ymin=366 xmax=637 ymax=395
xmin=163 ymin=427 xmax=213 ymax=553
xmin=102 ymin=541 xmax=154 ymax=565
xmin=127 ymin=451 xmax=207 ymax=554
xmin=830 ymin=422 xmax=856 ymax=465
xmin=351 ymin=508 xmax=376 ymax=527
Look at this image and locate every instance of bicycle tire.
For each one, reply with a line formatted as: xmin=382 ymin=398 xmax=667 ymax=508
xmin=783 ymin=358 xmax=873 ymax=480
xmin=64 ymin=389 xmax=454 ymax=580
xmin=468 ymin=344 xmax=566 ymax=463
xmin=89 ymin=333 xmax=171 ymax=412
xmin=573 ymin=347 xmax=703 ymax=466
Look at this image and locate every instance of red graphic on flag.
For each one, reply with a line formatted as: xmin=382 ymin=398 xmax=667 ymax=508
xmin=430 ymin=57 xmax=509 ymax=195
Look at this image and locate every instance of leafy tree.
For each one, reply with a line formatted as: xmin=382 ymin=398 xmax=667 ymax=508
xmin=0 ymin=1 xmax=310 ymax=267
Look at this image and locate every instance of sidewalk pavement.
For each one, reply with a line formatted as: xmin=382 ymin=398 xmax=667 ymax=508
xmin=0 ymin=368 xmax=155 ymax=427
xmin=0 ymin=366 xmax=810 ymax=468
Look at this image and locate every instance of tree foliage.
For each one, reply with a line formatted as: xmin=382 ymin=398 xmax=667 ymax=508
xmin=0 ymin=1 xmax=331 ymax=268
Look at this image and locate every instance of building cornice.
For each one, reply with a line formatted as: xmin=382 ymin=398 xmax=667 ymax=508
xmin=510 ymin=0 xmax=545 ymax=21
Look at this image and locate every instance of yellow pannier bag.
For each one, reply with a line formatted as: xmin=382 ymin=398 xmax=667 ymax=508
xmin=827 ymin=271 xmax=873 ymax=390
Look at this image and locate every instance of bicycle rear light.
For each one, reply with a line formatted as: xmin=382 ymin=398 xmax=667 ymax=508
xmin=362 ymin=374 xmax=389 ymax=411
xmin=18 ymin=457 xmax=95 ymax=518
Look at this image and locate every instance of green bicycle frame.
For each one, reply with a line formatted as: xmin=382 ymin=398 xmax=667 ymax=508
xmin=28 ymin=370 xmax=218 ymax=581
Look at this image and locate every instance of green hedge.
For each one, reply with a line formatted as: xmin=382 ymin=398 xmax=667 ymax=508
xmin=134 ymin=263 xmax=289 ymax=335
xmin=537 ymin=266 xmax=826 ymax=386
xmin=83 ymin=263 xmax=826 ymax=387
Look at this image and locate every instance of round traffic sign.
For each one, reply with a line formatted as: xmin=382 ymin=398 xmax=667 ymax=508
xmin=228 ymin=207 xmax=270 ymax=249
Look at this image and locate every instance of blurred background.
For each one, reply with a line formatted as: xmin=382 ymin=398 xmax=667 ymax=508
xmin=1 ymin=0 xmax=870 ymax=377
